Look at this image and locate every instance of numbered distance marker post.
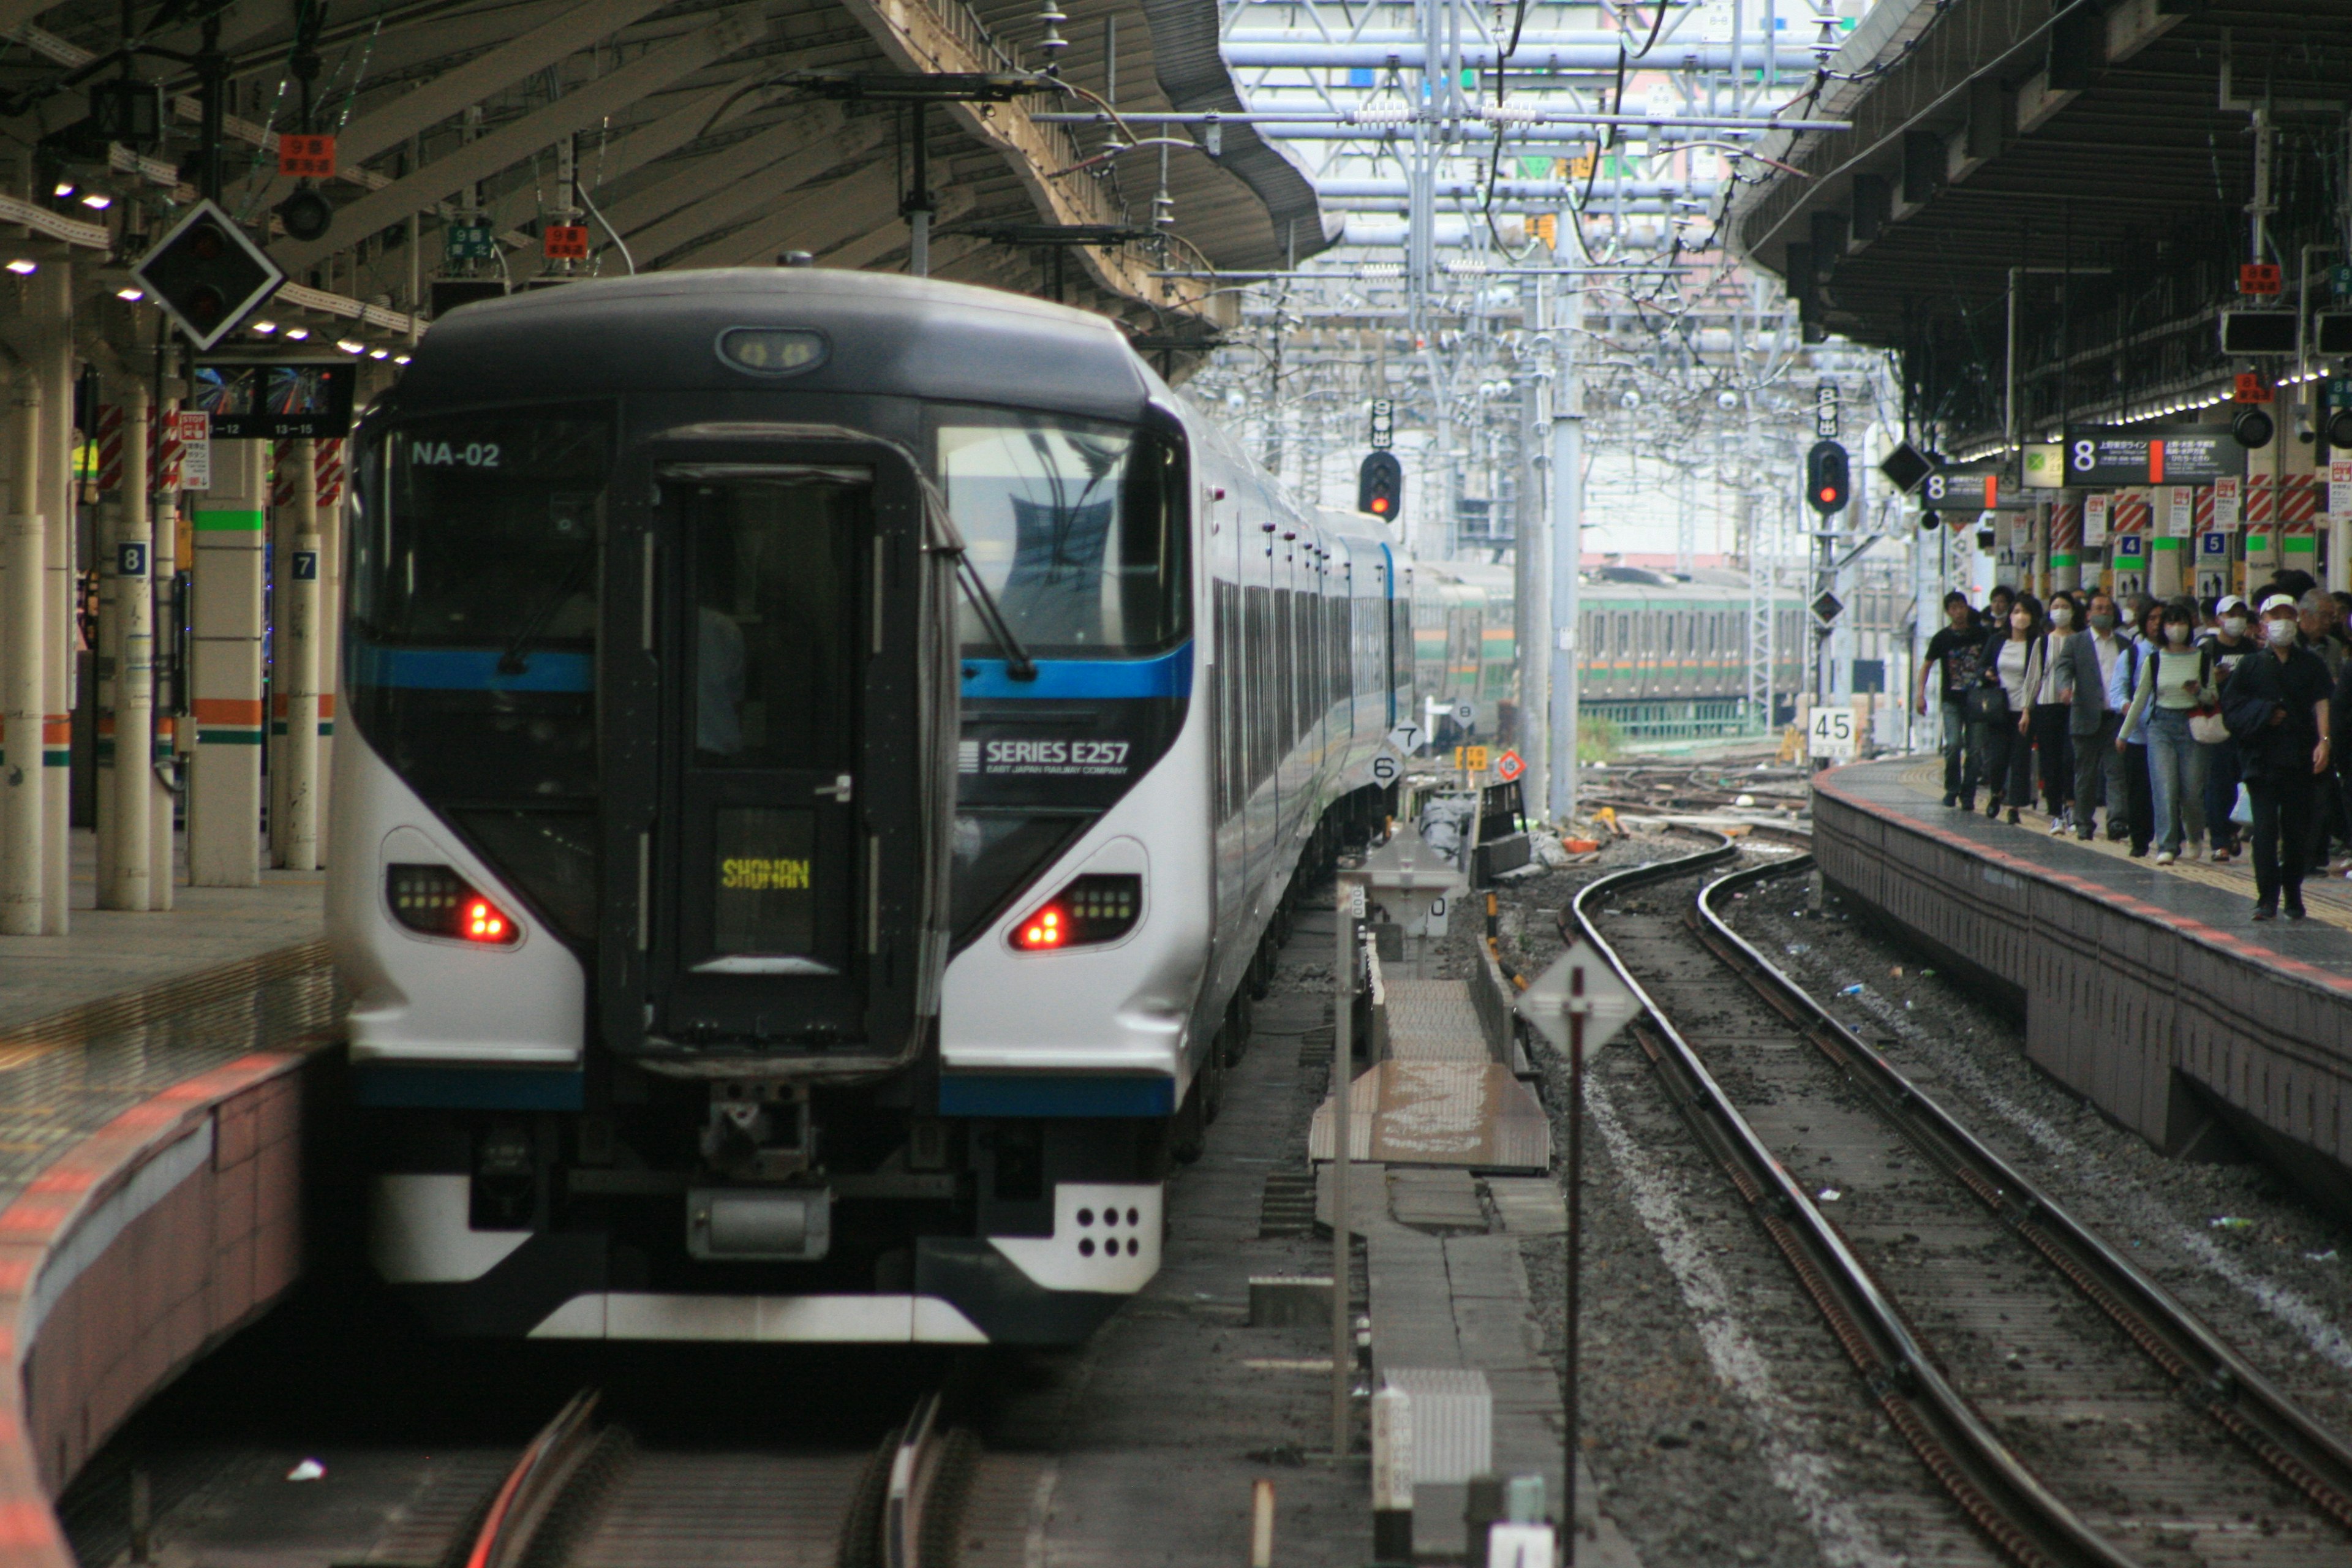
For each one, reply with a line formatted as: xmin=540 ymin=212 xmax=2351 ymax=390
xmin=1807 ymin=707 xmax=1858 ymax=761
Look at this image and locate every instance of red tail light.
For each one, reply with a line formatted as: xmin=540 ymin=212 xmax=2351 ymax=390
xmin=386 ymin=864 xmax=522 ymax=946
xmin=1011 ymin=874 xmax=1142 ymax=952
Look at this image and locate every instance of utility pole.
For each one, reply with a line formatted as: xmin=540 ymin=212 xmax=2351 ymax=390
xmin=1515 ymin=280 xmax=1549 ymax=814
xmin=1548 ymin=282 xmax=1583 ymax=825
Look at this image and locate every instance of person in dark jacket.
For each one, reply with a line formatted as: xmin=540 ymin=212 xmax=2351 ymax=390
xmin=2223 ymin=594 xmax=2337 ymax=921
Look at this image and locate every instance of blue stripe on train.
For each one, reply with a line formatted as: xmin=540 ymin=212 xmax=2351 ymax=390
xmin=351 ymin=644 xmax=594 ymax=693
xmin=355 ymin=1064 xmax=587 ymax=1110
xmin=960 ymin=643 xmax=1193 ymax=700
xmin=937 ymin=1073 xmax=1175 ymax=1118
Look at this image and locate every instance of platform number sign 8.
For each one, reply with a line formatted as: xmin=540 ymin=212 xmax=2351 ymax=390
xmin=2070 ymin=438 xmax=2098 ymax=475
xmin=1808 ymin=707 xmax=1858 ymax=761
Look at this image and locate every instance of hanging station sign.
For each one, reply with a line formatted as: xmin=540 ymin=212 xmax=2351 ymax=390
xmin=2061 ymin=425 xmax=2246 ymax=487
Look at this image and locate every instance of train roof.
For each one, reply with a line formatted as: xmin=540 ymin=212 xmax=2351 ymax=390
xmin=386 ymin=270 xmax=1164 ymax=423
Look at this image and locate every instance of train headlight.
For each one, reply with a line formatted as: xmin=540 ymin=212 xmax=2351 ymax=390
xmin=1011 ymin=873 xmax=1142 ymax=952
xmin=386 ymin=863 xmax=522 ymax=946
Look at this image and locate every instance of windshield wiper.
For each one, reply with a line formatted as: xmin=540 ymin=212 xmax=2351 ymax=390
xmin=952 ymin=552 xmax=1036 ymax=682
xmin=498 ymin=554 xmax=593 ymax=676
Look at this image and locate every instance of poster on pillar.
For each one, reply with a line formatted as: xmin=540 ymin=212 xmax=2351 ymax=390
xmin=175 ymin=410 xmax=212 ymax=491
xmin=2162 ymin=486 xmax=2196 ymax=538
xmin=2331 ymin=459 xmax=2352 ymax=519
xmin=2212 ymin=475 xmax=2242 ymax=532
xmin=2083 ymin=493 xmax=2109 ymax=546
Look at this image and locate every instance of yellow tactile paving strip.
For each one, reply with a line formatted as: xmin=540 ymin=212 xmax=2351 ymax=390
xmin=1893 ymin=759 xmax=2352 ymax=930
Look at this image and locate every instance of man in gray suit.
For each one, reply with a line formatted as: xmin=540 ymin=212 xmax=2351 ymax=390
xmin=2056 ymin=588 xmax=2132 ymax=840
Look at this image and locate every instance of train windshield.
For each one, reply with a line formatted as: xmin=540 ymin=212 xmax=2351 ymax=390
xmin=938 ymin=413 xmax=1186 ymax=658
xmin=350 ymin=405 xmax=611 ymax=797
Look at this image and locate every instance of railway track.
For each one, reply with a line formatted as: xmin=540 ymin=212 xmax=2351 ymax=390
xmin=447 ymin=1383 xmax=977 ymax=1568
xmin=1575 ymin=836 xmax=2352 ymax=1568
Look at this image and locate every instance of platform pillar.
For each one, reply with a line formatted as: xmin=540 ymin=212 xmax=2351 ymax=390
xmin=0 ymin=353 xmax=42 ymax=935
xmin=267 ymin=443 xmax=292 ymax=866
xmin=279 ymin=437 xmax=322 ymax=870
xmin=188 ymin=440 xmax=265 ymax=887
xmin=148 ymin=386 xmax=178 ymax=908
xmin=314 ymin=436 xmax=344 ymax=853
xmin=102 ymin=382 xmax=156 ymax=910
xmin=32 ymin=264 xmax=70 ymax=933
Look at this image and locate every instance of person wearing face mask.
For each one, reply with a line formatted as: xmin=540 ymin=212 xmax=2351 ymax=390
xmin=2296 ymin=589 xmax=2351 ymax=873
xmin=2120 ymin=595 xmax=2218 ymax=865
xmin=1917 ymin=590 xmax=1985 ymax=809
xmin=2104 ymin=595 xmax=2162 ymax=857
xmin=2026 ymin=592 xmax=2081 ymax=831
xmin=2056 ymin=589 xmax=2132 ymax=842
xmin=1974 ymin=592 xmax=2045 ymax=824
xmin=2221 ymin=595 xmax=2336 ymax=921
xmin=2200 ymin=596 xmax=2257 ymax=863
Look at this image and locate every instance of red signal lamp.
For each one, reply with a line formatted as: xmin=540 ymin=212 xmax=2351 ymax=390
xmin=1017 ymin=906 xmax=1067 ymax=949
xmin=1009 ymin=873 xmax=1143 ymax=952
xmin=386 ymin=862 xmax=523 ymax=946
xmin=462 ymin=897 xmax=512 ymax=943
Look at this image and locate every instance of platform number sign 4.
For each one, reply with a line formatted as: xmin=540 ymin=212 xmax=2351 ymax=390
xmin=1808 ymin=707 xmax=1858 ymax=761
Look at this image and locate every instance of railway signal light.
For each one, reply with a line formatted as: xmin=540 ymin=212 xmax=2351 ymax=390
xmin=2233 ymin=407 xmax=2277 ymax=450
xmin=1805 ymin=439 xmax=1850 ymax=514
xmin=1358 ymin=450 xmax=1404 ymax=522
xmin=130 ymin=198 xmax=284 ymax=350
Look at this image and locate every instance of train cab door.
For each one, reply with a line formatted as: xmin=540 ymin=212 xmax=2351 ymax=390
xmin=601 ymin=443 xmax=924 ymax=1057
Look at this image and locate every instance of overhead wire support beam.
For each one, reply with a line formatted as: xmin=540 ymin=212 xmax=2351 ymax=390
xmin=1030 ymin=108 xmax=1849 ymax=129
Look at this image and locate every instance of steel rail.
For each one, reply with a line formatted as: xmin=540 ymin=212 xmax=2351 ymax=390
xmin=458 ymin=1389 xmax=611 ymax=1568
xmin=1570 ymin=837 xmax=2140 ymax=1568
xmin=1694 ymin=854 xmax=2352 ymax=1537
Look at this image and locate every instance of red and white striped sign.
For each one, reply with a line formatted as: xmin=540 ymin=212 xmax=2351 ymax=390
xmin=270 ymin=440 xmax=302 ymax=511
xmin=315 ymin=437 xmax=344 ymax=508
xmin=154 ymin=410 xmax=182 ymax=493
xmin=93 ymin=402 xmax=123 ymax=494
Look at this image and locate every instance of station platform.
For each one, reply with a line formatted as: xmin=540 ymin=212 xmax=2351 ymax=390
xmin=0 ymin=830 xmax=337 ymax=1566
xmin=0 ymin=828 xmax=326 ymax=1030
xmin=1813 ymin=758 xmax=2352 ymax=1215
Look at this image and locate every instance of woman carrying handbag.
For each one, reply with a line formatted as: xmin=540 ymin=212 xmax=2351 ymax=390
xmin=2121 ymin=594 xmax=2220 ymax=864
xmin=1976 ymin=593 xmax=2045 ymax=824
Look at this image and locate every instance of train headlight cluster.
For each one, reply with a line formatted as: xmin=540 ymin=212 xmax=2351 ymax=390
xmin=386 ymin=863 xmax=522 ymax=945
xmin=1012 ymin=873 xmax=1143 ymax=952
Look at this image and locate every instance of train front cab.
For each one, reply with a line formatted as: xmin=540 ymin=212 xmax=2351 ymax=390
xmin=333 ymin=281 xmax=1213 ymax=1347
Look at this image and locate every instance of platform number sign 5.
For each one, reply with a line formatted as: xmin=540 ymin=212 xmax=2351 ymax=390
xmin=1807 ymin=707 xmax=1858 ymax=761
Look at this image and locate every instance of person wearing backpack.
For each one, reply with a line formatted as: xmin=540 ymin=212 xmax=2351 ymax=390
xmin=2120 ymin=595 xmax=2219 ymax=864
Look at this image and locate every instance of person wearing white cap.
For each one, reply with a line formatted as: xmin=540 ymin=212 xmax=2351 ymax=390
xmin=2198 ymin=595 xmax=2258 ymax=862
xmin=2220 ymin=594 xmax=2336 ymax=921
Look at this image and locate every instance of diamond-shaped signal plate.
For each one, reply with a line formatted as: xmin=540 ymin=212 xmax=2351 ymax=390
xmin=1516 ymin=941 xmax=1643 ymax=1053
xmin=1811 ymin=591 xmax=1844 ymax=625
xmin=131 ymin=198 xmax=285 ymax=352
xmin=1879 ymin=440 xmax=1934 ymax=495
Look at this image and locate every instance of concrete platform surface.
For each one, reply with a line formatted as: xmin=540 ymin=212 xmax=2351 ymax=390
xmin=0 ymin=829 xmax=325 ymax=1033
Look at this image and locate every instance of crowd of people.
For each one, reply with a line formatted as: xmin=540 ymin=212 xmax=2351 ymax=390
xmin=1916 ymin=571 xmax=2352 ymax=922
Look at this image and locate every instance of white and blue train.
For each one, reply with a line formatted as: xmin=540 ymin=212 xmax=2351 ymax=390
xmin=326 ymin=270 xmax=1411 ymax=1344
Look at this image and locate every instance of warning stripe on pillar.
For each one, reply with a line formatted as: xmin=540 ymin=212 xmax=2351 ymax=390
xmin=2049 ymin=502 xmax=2082 ymax=567
xmin=315 ymin=438 xmax=344 ymax=508
xmin=319 ymin=691 xmax=335 ymax=738
xmin=2280 ymin=473 xmax=2320 ymax=565
xmin=42 ymin=715 xmax=69 ymax=766
xmin=192 ymin=698 xmax=265 ymax=744
xmin=155 ymin=715 xmax=175 ymax=760
xmin=154 ymin=418 xmax=182 ymax=492
xmin=94 ymin=403 xmax=123 ymax=494
xmin=270 ymin=443 xmax=301 ymax=511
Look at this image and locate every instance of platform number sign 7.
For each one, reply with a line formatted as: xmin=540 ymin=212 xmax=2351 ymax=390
xmin=1807 ymin=707 xmax=1857 ymax=761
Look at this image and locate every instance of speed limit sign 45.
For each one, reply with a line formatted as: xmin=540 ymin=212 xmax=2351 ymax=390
xmin=1807 ymin=707 xmax=1858 ymax=760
